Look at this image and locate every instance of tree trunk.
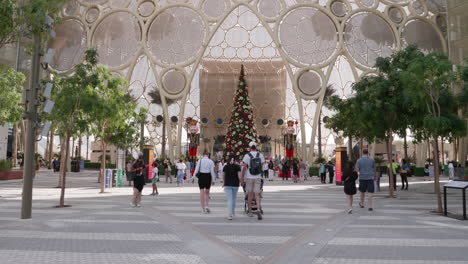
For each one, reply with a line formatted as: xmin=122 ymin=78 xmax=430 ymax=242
xmin=386 ymin=137 xmax=395 ymax=198
xmin=47 ymin=129 xmax=54 ymax=169
xmin=427 ymin=139 xmax=431 ymax=161
xmin=57 ymin=136 xmax=66 ymax=188
xmin=348 ymin=136 xmax=352 ymax=160
xmin=86 ymin=135 xmax=89 ymax=160
xmin=100 ymin=139 xmax=107 ymax=193
xmin=11 ymin=122 xmax=18 ymax=167
xmin=140 ymin=119 xmax=145 ymax=152
xmin=78 ymin=137 xmax=82 ymax=159
xmin=161 ymin=120 xmax=166 ymax=159
xmin=441 ymin=138 xmax=445 ymax=165
xmin=359 ymin=138 xmax=363 ymax=158
xmin=452 ymin=138 xmax=458 ymax=162
xmin=432 ymin=138 xmax=443 ymax=213
xmin=59 ymin=133 xmax=70 ymax=207
xmin=403 ymin=133 xmax=408 ymax=160
xmin=71 ymin=137 xmax=75 ymax=158
xmin=318 ymin=111 xmax=322 ymax=159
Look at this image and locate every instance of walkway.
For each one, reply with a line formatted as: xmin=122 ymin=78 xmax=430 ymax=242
xmin=0 ymin=170 xmax=467 ymax=264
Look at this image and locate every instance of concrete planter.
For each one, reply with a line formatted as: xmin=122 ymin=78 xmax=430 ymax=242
xmin=0 ymin=170 xmax=23 ymax=180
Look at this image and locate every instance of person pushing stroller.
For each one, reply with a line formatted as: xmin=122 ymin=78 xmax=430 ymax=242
xmin=242 ymin=141 xmax=265 ymax=220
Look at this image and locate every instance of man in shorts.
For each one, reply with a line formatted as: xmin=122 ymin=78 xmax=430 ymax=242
xmin=242 ymin=142 xmax=265 ymax=220
xmin=356 ymin=149 xmax=376 ymax=211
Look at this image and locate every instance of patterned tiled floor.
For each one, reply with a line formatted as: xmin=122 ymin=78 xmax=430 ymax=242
xmin=0 ymin=170 xmax=467 ymax=264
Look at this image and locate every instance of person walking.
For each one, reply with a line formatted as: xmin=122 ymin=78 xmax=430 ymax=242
xmin=126 ymin=158 xmax=134 ymax=186
xmin=292 ymin=160 xmax=299 ymax=183
xmin=151 ymin=160 xmax=159 ymax=195
xmin=222 ymin=154 xmax=242 ymax=220
xmin=281 ymin=162 xmax=289 ymax=181
xmin=328 ymin=161 xmax=335 ymax=184
xmin=448 ymin=161 xmax=455 ymax=179
xmin=164 ymin=159 xmax=172 ymax=184
xmin=131 ymin=153 xmax=147 ymax=207
xmin=175 ymin=159 xmax=186 ymax=187
xmin=194 ymin=151 xmax=216 ymax=213
xmin=268 ymin=159 xmax=274 ymax=181
xmin=242 ymin=142 xmax=265 ymax=220
xmin=299 ymin=159 xmax=307 ymax=181
xmin=356 ymin=149 xmax=376 ymax=211
xmin=319 ymin=161 xmax=327 ymax=184
xmin=343 ymin=161 xmax=358 ymax=214
xmin=400 ymin=159 xmax=410 ymax=190
xmin=52 ymin=158 xmax=60 ymax=172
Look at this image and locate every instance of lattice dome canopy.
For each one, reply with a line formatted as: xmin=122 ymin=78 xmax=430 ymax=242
xmin=50 ymin=0 xmax=447 ymax=161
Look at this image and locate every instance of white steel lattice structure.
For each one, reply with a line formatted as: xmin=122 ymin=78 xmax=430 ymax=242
xmin=49 ymin=0 xmax=448 ymax=162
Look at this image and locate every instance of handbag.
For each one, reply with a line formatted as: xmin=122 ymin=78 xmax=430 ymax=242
xmin=195 ymin=159 xmax=203 ymax=178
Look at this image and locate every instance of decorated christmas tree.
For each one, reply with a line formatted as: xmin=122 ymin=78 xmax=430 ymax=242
xmin=223 ymin=65 xmax=258 ymax=159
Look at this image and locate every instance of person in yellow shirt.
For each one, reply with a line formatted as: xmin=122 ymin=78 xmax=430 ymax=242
xmin=387 ymin=160 xmax=399 ymax=190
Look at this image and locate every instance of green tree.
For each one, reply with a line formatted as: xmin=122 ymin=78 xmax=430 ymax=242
xmin=223 ymin=65 xmax=258 ymax=160
xmin=402 ymin=52 xmax=466 ymax=213
xmin=84 ymin=63 xmax=138 ymax=193
xmin=327 ymin=45 xmax=423 ymax=197
xmin=0 ymin=66 xmax=24 ymax=125
xmin=50 ymin=49 xmax=101 ymax=207
xmin=0 ymin=0 xmax=67 ymax=49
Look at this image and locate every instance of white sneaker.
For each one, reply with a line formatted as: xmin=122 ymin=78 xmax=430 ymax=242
xmin=202 ymin=208 xmax=207 ymax=214
xmin=136 ymin=204 xmax=141 ymax=207
xmin=131 ymin=203 xmax=136 ymax=207
xmin=227 ymin=215 xmax=233 ymax=220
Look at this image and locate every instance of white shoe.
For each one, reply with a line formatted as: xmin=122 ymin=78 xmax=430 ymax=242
xmin=136 ymin=204 xmax=141 ymax=207
xmin=131 ymin=203 xmax=136 ymax=207
xmin=202 ymin=208 xmax=207 ymax=214
xmin=227 ymin=215 xmax=233 ymax=220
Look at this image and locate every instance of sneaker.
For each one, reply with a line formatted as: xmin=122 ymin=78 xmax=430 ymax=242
xmin=205 ymin=207 xmax=210 ymax=213
xmin=248 ymin=211 xmax=253 ymax=217
xmin=257 ymin=212 xmax=263 ymax=220
xmin=348 ymin=209 xmax=352 ymax=214
xmin=136 ymin=204 xmax=141 ymax=207
xmin=368 ymin=208 xmax=373 ymax=211
xmin=202 ymin=208 xmax=206 ymax=214
xmin=131 ymin=203 xmax=136 ymax=207
xmin=227 ymin=215 xmax=233 ymax=220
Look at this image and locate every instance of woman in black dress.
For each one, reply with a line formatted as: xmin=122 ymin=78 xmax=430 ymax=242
xmin=343 ymin=161 xmax=358 ymax=214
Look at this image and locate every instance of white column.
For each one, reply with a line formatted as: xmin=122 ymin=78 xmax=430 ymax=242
xmin=0 ymin=124 xmax=9 ymax=160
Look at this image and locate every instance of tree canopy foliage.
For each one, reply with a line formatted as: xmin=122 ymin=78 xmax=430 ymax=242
xmin=0 ymin=66 xmax=24 ymax=125
xmin=0 ymin=0 xmax=67 ymax=49
xmin=326 ymin=45 xmax=467 ymax=209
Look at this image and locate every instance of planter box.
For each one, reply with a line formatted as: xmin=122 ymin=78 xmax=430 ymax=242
xmin=0 ymin=170 xmax=23 ymax=180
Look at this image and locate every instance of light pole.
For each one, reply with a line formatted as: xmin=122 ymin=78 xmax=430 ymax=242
xmin=20 ymin=35 xmax=42 ymax=219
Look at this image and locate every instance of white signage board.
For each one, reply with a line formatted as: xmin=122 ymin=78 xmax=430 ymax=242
xmin=444 ymin=181 xmax=468 ymax=189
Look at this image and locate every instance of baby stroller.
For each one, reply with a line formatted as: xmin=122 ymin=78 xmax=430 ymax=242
xmin=243 ymin=179 xmax=264 ymax=214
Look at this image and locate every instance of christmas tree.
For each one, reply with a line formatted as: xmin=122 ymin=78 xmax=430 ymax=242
xmin=223 ymin=65 xmax=258 ymax=159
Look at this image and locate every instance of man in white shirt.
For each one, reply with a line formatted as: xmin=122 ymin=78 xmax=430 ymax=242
xmin=194 ymin=152 xmax=216 ymax=213
xmin=242 ymin=142 xmax=265 ymax=220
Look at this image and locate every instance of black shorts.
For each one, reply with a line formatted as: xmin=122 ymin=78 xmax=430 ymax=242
xmin=359 ymin=179 xmax=374 ymax=193
xmin=198 ymin=173 xmax=212 ymax=189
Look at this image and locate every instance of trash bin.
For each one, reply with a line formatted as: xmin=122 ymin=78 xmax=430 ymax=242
xmin=117 ymin=169 xmax=123 ymax=187
xmin=111 ymin=169 xmax=117 ymax=187
xmin=71 ymin=160 xmax=80 ymax=172
xmin=105 ymin=169 xmax=112 ymax=188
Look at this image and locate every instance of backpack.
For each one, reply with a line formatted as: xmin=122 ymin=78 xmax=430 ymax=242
xmin=248 ymin=152 xmax=262 ymax=176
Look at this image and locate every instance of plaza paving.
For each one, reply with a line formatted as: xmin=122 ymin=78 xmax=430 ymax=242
xmin=0 ymin=170 xmax=467 ymax=264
